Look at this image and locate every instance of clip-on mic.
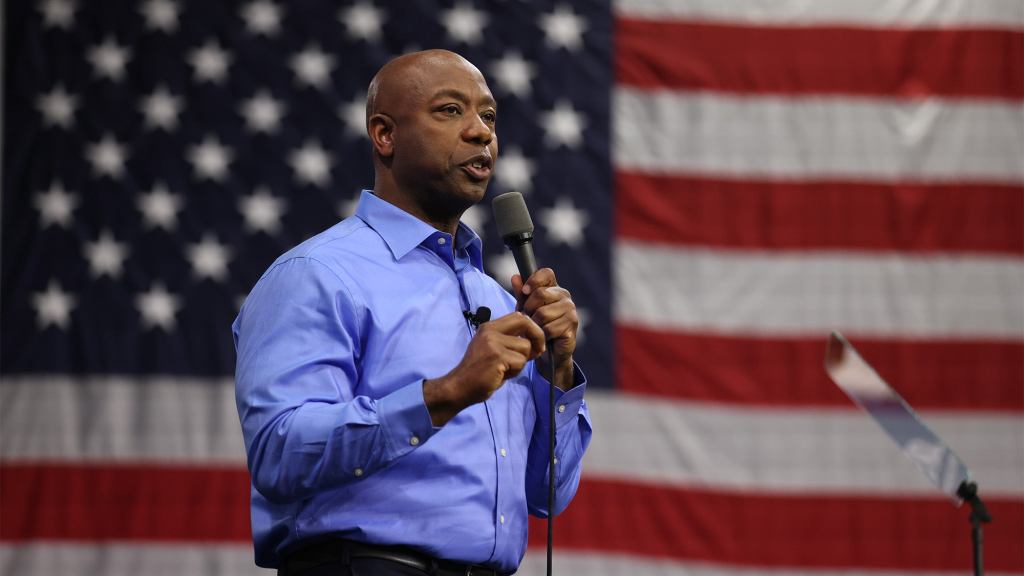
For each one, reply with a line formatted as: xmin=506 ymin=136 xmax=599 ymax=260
xmin=462 ymin=306 xmax=491 ymax=329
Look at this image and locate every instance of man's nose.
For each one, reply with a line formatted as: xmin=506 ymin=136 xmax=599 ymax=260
xmin=462 ymin=114 xmax=493 ymax=145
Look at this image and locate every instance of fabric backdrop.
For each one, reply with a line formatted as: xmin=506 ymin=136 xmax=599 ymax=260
xmin=2 ymin=0 xmax=1022 ymax=574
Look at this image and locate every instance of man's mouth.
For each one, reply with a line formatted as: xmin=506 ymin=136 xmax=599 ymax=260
xmin=460 ymin=155 xmax=493 ymax=181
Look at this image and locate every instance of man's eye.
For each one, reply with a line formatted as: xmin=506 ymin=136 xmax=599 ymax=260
xmin=442 ymin=105 xmax=460 ymax=116
xmin=482 ymin=112 xmax=496 ymax=124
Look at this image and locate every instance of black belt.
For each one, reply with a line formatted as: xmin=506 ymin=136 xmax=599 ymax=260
xmin=280 ymin=539 xmax=499 ymax=576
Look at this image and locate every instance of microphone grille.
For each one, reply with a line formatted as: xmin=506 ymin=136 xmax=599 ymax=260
xmin=491 ymin=191 xmax=534 ymax=238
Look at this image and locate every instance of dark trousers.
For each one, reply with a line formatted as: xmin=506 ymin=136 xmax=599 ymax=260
xmin=284 ymin=557 xmax=431 ymax=576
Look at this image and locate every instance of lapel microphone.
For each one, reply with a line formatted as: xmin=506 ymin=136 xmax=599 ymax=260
xmin=462 ymin=306 xmax=491 ymax=329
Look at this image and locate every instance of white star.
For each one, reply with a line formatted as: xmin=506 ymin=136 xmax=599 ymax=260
xmin=338 ymin=96 xmax=367 ymax=138
xmin=541 ymin=100 xmax=586 ymax=148
xmin=189 ymin=40 xmax=231 ymax=84
xmin=137 ymin=183 xmax=184 ymax=230
xmin=139 ymin=86 xmax=182 ymax=131
xmin=36 ymin=85 xmax=77 ymax=129
xmin=288 ymin=141 xmax=333 ymax=187
xmin=487 ymin=251 xmax=519 ymax=291
xmin=187 ymin=234 xmax=232 ymax=281
xmin=337 ymin=196 xmax=360 ymax=219
xmin=574 ymin=306 xmax=589 ymax=348
xmin=239 ymin=187 xmax=287 ymax=234
xmin=490 ymin=52 xmax=535 ymax=98
xmin=240 ymin=91 xmax=285 ymax=134
xmin=84 ymin=230 xmax=129 ymax=278
xmin=87 ymin=38 xmax=131 ymax=81
xmin=539 ymin=196 xmax=589 ymax=248
xmin=441 ymin=3 xmax=488 ymax=45
xmin=339 ymin=2 xmax=384 ymax=42
xmin=290 ymin=45 xmax=334 ymax=90
xmin=240 ymin=0 xmax=283 ymax=36
xmin=39 ymin=0 xmax=75 ymax=30
xmin=539 ymin=5 xmax=587 ymax=51
xmin=85 ymin=134 xmax=129 ymax=178
xmin=32 ymin=280 xmax=76 ymax=329
xmin=136 ymin=283 xmax=181 ymax=331
xmin=34 ymin=182 xmax=78 ymax=228
xmin=139 ymin=0 xmax=179 ymax=32
xmin=188 ymin=136 xmax=233 ymax=181
xmin=460 ymin=204 xmax=487 ymax=241
xmin=494 ymin=147 xmax=536 ymax=193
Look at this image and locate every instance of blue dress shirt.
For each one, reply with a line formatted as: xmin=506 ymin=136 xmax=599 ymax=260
xmin=233 ymin=191 xmax=592 ymax=573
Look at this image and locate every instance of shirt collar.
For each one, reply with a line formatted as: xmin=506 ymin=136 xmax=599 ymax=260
xmin=355 ymin=190 xmax=485 ymax=270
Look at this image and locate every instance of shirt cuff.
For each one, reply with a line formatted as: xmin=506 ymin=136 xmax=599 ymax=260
xmin=375 ymin=380 xmax=437 ymax=459
xmin=545 ymin=362 xmax=588 ymax=429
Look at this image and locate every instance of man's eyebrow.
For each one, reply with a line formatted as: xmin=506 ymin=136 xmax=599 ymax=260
xmin=430 ymin=88 xmax=497 ymax=109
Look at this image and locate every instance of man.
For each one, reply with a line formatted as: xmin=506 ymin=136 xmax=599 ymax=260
xmin=233 ymin=49 xmax=592 ymax=576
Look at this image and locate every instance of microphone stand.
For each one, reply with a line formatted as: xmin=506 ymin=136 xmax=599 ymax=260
xmin=956 ymin=481 xmax=992 ymax=576
xmin=546 ymin=342 xmax=556 ymax=576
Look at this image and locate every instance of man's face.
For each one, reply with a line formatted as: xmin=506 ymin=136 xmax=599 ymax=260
xmin=388 ymin=58 xmax=499 ymax=215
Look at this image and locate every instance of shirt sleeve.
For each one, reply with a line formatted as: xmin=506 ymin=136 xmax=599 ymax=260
xmin=233 ymin=256 xmax=437 ymax=505
xmin=524 ymin=361 xmax=593 ymax=517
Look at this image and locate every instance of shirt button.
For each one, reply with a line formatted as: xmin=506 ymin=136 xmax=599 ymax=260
xmin=500 ymin=448 xmax=507 ymax=457
xmin=499 ymin=514 xmax=505 ymax=524
xmin=354 ymin=468 xmax=364 ymax=477
xmin=410 ymin=436 xmax=420 ymax=446
xmin=437 ymin=237 xmax=447 ymax=245
xmin=558 ymin=404 xmax=566 ymax=413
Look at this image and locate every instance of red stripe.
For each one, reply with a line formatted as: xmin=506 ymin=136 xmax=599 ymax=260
xmin=0 ymin=463 xmax=252 ymax=542
xmin=617 ymin=19 xmax=1024 ymax=99
xmin=530 ymin=477 xmax=1024 ymax=571
xmin=616 ymin=172 xmax=1024 ymax=254
xmin=617 ymin=327 xmax=1024 ymax=411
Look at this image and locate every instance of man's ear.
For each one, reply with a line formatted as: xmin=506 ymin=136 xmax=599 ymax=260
xmin=368 ymin=114 xmax=395 ymax=158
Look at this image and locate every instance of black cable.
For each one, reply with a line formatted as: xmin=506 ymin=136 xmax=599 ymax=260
xmin=546 ymin=342 xmax=556 ymax=576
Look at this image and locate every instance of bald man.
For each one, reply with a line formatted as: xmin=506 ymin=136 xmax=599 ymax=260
xmin=233 ymin=50 xmax=592 ymax=576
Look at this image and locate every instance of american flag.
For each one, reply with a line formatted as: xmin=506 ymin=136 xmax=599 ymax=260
xmin=2 ymin=0 xmax=1022 ymax=574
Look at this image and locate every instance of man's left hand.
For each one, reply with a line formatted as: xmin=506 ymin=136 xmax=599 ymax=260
xmin=511 ymin=268 xmax=577 ymax=390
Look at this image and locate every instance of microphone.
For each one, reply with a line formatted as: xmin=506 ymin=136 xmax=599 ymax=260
xmin=462 ymin=306 xmax=491 ymax=329
xmin=491 ymin=191 xmax=537 ymax=283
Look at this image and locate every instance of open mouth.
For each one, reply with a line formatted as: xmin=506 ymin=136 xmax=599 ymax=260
xmin=460 ymin=155 xmax=493 ymax=181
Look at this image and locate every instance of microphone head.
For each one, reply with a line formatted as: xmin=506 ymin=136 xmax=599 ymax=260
xmin=492 ymin=191 xmax=534 ymax=240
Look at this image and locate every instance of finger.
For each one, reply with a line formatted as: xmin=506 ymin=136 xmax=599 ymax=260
xmin=511 ymin=274 xmax=524 ymax=296
xmin=520 ymin=268 xmax=557 ymax=296
xmin=529 ymin=299 xmax=575 ymax=329
xmin=538 ymin=315 xmax=577 ymax=343
xmin=484 ymin=313 xmax=547 ymax=357
xmin=522 ymin=286 xmax=571 ymax=316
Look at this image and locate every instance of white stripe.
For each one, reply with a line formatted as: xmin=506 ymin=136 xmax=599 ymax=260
xmin=615 ymin=0 xmax=1024 ymax=30
xmin=615 ymin=241 xmax=1024 ymax=339
xmin=0 ymin=543 xmax=259 ymax=576
xmin=614 ymin=90 xmax=1024 ymax=184
xmin=519 ymin=550 xmax=1022 ymax=576
xmin=582 ymin=391 xmax=1024 ymax=498
xmin=0 ymin=376 xmax=246 ymax=463
xmin=2 ymin=379 xmax=1021 ymax=498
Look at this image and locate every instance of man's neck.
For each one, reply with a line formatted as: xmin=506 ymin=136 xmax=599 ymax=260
xmin=372 ymin=188 xmax=463 ymax=238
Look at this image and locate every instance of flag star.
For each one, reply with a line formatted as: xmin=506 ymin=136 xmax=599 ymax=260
xmin=139 ymin=0 xmax=179 ymax=32
xmin=487 ymin=251 xmax=519 ymax=291
xmin=541 ymin=100 xmax=586 ymax=148
xmin=441 ymin=3 xmax=488 ymax=45
xmin=539 ymin=5 xmax=587 ymax=51
xmin=539 ymin=196 xmax=589 ymax=248
xmin=34 ymin=182 xmax=78 ymax=228
xmin=494 ymin=147 xmax=536 ymax=193
xmin=239 ymin=187 xmax=287 ymax=234
xmin=574 ymin=307 xmax=589 ymax=347
xmin=338 ymin=96 xmax=367 ymax=138
xmin=337 ymin=196 xmax=360 ymax=219
xmin=490 ymin=52 xmax=535 ymax=98
xmin=139 ymin=86 xmax=183 ymax=131
xmin=240 ymin=91 xmax=285 ymax=133
xmin=189 ymin=40 xmax=231 ymax=84
xmin=339 ymin=2 xmax=385 ymax=42
xmin=84 ymin=230 xmax=129 ymax=278
xmin=240 ymin=0 xmax=283 ymax=36
xmin=460 ymin=204 xmax=487 ymax=241
xmin=188 ymin=135 xmax=233 ymax=181
xmin=288 ymin=141 xmax=333 ymax=187
xmin=135 ymin=283 xmax=181 ymax=330
xmin=290 ymin=45 xmax=335 ymax=90
xmin=137 ymin=183 xmax=183 ymax=230
xmin=32 ymin=280 xmax=76 ymax=329
xmin=39 ymin=0 xmax=76 ymax=29
xmin=36 ymin=85 xmax=77 ymax=129
xmin=85 ymin=134 xmax=129 ymax=178
xmin=87 ymin=38 xmax=132 ymax=81
xmin=187 ymin=234 xmax=232 ymax=281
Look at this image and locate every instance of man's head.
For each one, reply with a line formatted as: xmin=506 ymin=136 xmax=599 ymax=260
xmin=366 ymin=50 xmax=498 ymax=224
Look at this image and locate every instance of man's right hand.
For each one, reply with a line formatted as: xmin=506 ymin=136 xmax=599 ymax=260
xmin=423 ymin=312 xmax=546 ymax=426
